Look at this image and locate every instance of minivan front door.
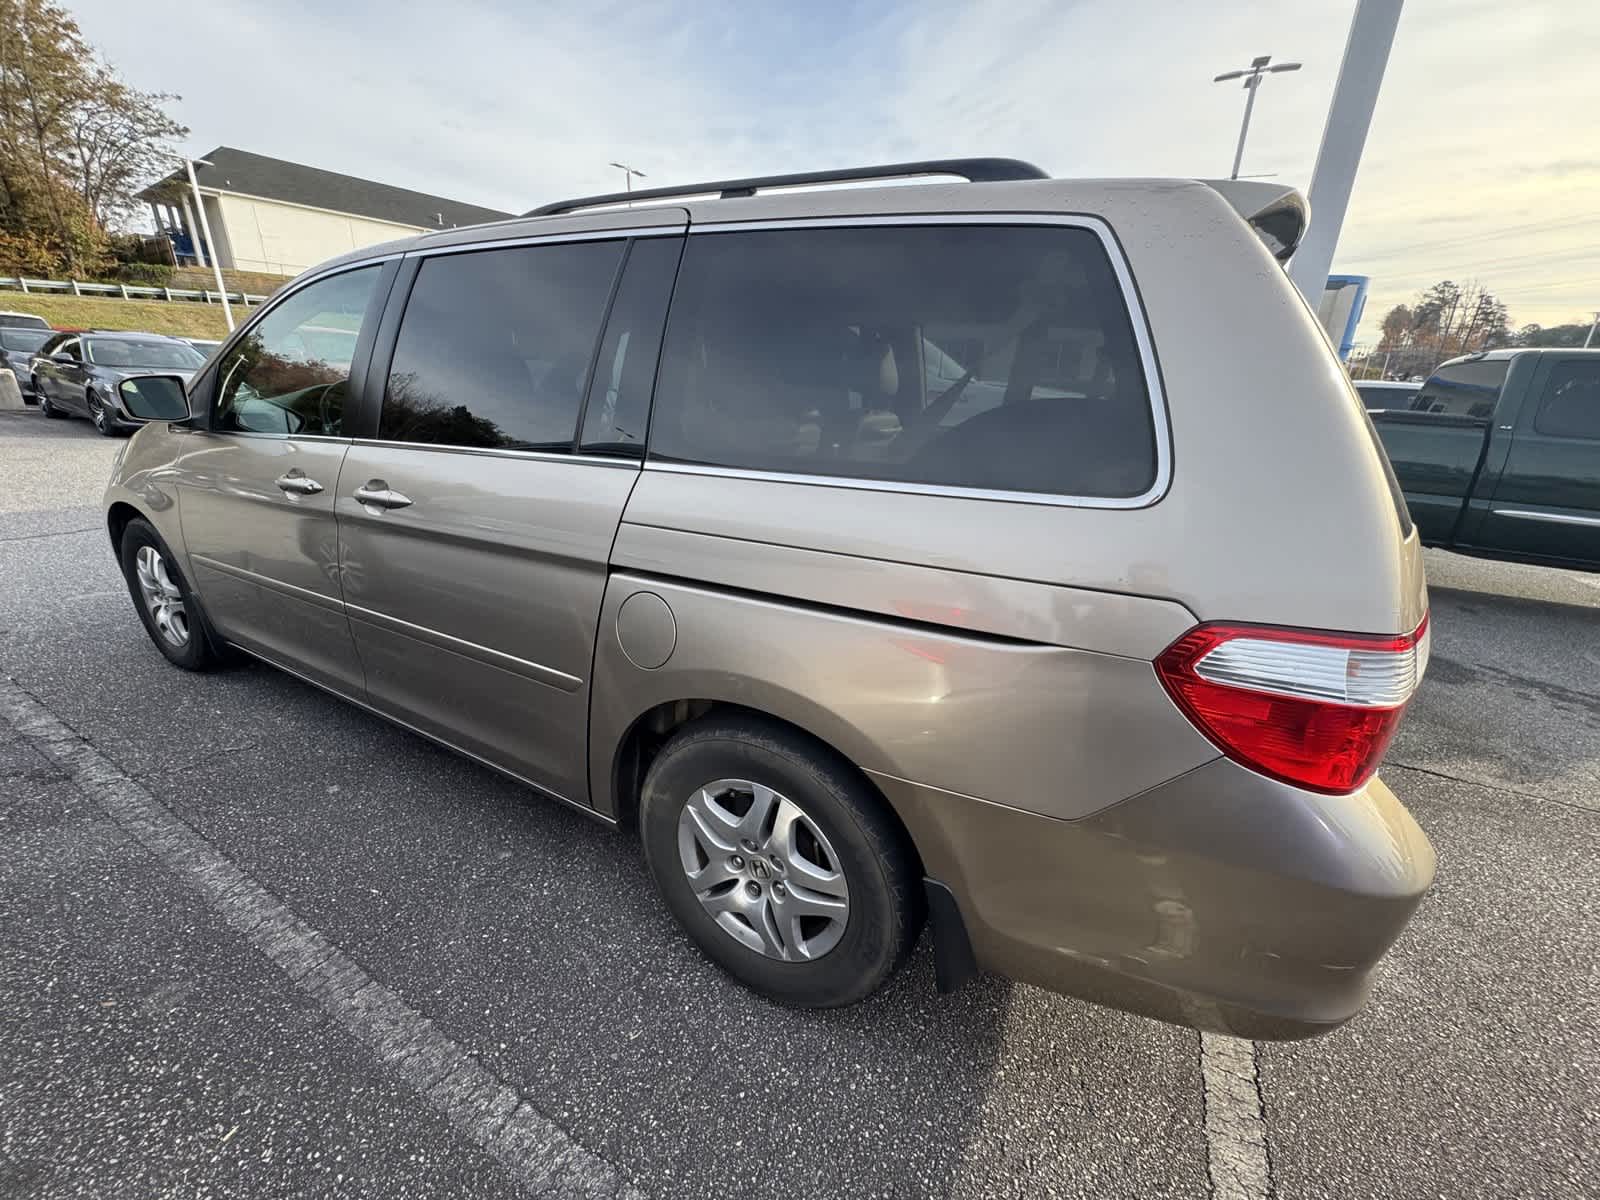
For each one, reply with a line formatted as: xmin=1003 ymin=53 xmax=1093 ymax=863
xmin=177 ymin=264 xmax=389 ymax=693
xmin=338 ymin=231 xmax=682 ymax=803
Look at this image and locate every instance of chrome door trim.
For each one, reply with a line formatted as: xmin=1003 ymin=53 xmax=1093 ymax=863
xmin=190 ymin=554 xmax=344 ymax=614
xmin=227 ymin=643 xmax=613 ymax=826
xmin=1491 ymin=508 xmax=1600 ymax=528
xmin=344 ymin=603 xmax=584 ymax=693
xmin=648 ymin=211 xmax=1171 ymax=511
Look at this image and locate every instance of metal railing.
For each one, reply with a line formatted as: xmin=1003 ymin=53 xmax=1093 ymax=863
xmin=0 ymin=276 xmax=268 ymax=306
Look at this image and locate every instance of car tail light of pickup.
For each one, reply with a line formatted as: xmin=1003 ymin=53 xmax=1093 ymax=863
xmin=1155 ymin=616 xmax=1431 ymax=795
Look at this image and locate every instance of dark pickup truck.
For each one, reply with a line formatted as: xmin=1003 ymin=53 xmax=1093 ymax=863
xmin=1365 ymin=349 xmax=1600 ymax=569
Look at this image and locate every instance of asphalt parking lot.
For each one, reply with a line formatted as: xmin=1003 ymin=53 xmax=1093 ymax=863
xmin=2 ymin=408 xmax=1596 ymax=1199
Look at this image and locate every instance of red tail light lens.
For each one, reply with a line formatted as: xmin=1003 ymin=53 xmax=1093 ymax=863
xmin=1155 ymin=616 xmax=1430 ymax=795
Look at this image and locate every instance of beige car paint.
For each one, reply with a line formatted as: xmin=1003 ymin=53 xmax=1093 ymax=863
xmin=105 ymin=172 xmax=1434 ymax=1038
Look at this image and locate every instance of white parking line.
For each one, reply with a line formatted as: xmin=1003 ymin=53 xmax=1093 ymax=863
xmin=1200 ymin=1032 xmax=1271 ymax=1200
xmin=0 ymin=676 xmax=643 ymax=1200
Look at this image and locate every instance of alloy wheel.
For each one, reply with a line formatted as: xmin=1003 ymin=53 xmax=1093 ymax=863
xmin=677 ymin=778 xmax=850 ymax=961
xmin=134 ymin=545 xmax=190 ymax=648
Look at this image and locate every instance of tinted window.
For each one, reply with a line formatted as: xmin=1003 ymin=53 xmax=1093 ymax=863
xmin=0 ymin=313 xmax=49 ymax=329
xmin=86 ymin=338 xmax=203 ymax=369
xmin=382 ymin=241 xmax=624 ymax=450
xmin=0 ymin=328 xmax=52 ymax=353
xmin=579 ymin=237 xmax=682 ymax=455
xmin=56 ymin=339 xmax=81 ymax=362
xmin=1412 ymin=359 xmax=1508 ymax=419
xmin=649 ymin=225 xmax=1156 ymax=497
xmin=217 ymin=267 xmax=379 ymax=436
xmin=1533 ymin=361 xmax=1600 ymax=440
xmin=1354 ymin=382 xmax=1418 ymax=409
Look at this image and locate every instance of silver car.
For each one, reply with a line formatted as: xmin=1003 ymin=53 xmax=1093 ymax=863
xmin=105 ymin=159 xmax=1434 ymax=1038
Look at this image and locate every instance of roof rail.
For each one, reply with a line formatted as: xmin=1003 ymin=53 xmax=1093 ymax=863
xmin=524 ymin=158 xmax=1049 ymax=217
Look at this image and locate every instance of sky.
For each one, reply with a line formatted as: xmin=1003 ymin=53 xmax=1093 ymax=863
xmin=71 ymin=0 xmax=1599 ymax=341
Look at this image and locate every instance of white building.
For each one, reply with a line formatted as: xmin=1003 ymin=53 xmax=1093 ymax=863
xmin=139 ymin=147 xmax=511 ymax=278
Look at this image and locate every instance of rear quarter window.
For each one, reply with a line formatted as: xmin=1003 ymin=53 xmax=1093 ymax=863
xmin=648 ymin=223 xmax=1158 ymax=500
xmin=1412 ymin=359 xmax=1509 ymax=419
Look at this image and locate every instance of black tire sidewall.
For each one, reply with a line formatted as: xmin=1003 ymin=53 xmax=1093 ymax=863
xmin=641 ymin=721 xmax=918 ymax=1008
xmin=119 ymin=519 xmax=214 ymax=670
xmin=89 ymin=391 xmax=115 ymax=435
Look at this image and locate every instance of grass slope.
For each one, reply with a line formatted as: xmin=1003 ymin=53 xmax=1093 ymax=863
xmin=0 ymin=293 xmax=235 ymax=338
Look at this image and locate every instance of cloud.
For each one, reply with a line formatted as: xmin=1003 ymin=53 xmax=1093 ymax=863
xmin=71 ymin=0 xmax=1599 ymax=329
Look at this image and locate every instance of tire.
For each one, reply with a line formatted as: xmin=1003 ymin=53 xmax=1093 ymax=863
xmin=88 ymin=390 xmax=117 ymax=436
xmin=39 ymin=387 xmax=63 ymax=418
xmin=118 ymin=518 xmax=224 ymax=671
xmin=640 ymin=715 xmax=923 ymax=1008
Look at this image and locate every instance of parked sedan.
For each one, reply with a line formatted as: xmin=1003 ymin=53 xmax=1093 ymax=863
xmin=0 ymin=310 xmax=51 ymax=330
xmin=0 ymin=326 xmax=56 ymax=402
xmin=34 ymin=332 xmax=204 ymax=434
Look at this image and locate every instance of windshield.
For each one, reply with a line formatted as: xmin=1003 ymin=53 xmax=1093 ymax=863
xmin=0 ymin=328 xmax=53 ymax=352
xmin=85 ymin=339 xmax=204 ymax=369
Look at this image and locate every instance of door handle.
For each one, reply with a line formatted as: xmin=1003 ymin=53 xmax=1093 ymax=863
xmin=353 ymin=481 xmax=413 ymax=512
xmin=275 ymin=471 xmax=324 ymax=496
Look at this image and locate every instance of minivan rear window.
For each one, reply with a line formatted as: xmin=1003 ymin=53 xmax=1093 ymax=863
xmin=648 ymin=225 xmax=1158 ymax=499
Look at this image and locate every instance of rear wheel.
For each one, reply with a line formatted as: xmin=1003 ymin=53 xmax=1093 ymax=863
xmin=640 ymin=716 xmax=922 ymax=1007
xmin=38 ymin=387 xmax=63 ymax=418
xmin=118 ymin=518 xmax=223 ymax=671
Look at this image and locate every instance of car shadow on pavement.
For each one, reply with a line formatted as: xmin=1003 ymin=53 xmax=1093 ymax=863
xmin=86 ymin=648 xmax=1203 ymax=1199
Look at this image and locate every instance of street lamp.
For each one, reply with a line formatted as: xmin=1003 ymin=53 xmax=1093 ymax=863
xmin=184 ymin=156 xmax=234 ymax=331
xmin=609 ymin=161 xmax=646 ymax=198
xmin=1213 ymin=55 xmax=1302 ymax=181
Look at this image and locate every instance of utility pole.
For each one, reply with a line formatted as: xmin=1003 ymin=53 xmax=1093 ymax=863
xmin=1213 ymin=55 xmax=1302 ymax=180
xmin=1585 ymin=311 xmax=1599 ymax=348
xmin=1288 ymin=0 xmax=1405 ymax=304
xmin=185 ymin=157 xmax=234 ymax=332
xmin=609 ymin=162 xmax=646 ymax=199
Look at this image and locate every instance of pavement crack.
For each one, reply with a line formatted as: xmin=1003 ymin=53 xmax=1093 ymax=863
xmin=1386 ymin=760 xmax=1598 ymax=816
xmin=132 ymin=741 xmax=261 ymax=782
xmin=0 ymin=525 xmax=100 ymax=543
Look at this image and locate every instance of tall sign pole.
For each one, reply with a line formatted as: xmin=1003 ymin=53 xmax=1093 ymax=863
xmin=1289 ymin=0 xmax=1404 ymax=303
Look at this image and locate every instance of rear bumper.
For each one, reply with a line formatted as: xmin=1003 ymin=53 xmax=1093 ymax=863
xmin=872 ymin=757 xmax=1434 ymax=1040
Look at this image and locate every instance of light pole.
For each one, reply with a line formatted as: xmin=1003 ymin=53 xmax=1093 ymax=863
xmin=609 ymin=161 xmax=646 ymax=199
xmin=1213 ymin=55 xmax=1302 ymax=180
xmin=1287 ymin=0 xmax=1404 ymax=304
xmin=1585 ymin=311 xmax=1599 ymax=348
xmin=185 ymin=156 xmax=234 ymax=331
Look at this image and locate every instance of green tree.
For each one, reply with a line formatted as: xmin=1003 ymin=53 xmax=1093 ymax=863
xmin=0 ymin=0 xmax=186 ymax=273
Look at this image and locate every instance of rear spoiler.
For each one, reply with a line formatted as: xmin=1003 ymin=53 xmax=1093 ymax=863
xmin=1202 ymin=180 xmax=1309 ymax=263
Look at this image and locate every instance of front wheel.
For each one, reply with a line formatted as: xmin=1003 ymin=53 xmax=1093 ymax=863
xmin=640 ymin=716 xmax=923 ymax=1008
xmin=118 ymin=518 xmax=224 ymax=671
xmin=88 ymin=391 xmax=118 ymax=436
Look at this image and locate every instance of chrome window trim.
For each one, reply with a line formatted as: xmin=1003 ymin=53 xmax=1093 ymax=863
xmin=348 ymin=437 xmax=641 ymax=468
xmin=405 ymin=224 xmax=684 ymax=260
xmin=205 ymin=431 xmax=354 ymax=444
xmin=1491 ymin=508 xmax=1600 ymax=528
xmin=646 ymin=211 xmax=1172 ymax=511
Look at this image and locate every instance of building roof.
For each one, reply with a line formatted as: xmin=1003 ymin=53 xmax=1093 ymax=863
xmin=139 ymin=146 xmax=512 ymax=230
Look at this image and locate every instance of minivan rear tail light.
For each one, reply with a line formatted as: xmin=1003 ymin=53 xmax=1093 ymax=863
xmin=1155 ymin=616 xmax=1430 ymax=795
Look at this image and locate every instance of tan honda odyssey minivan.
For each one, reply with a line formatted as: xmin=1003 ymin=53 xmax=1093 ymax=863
xmin=105 ymin=159 xmax=1433 ymax=1039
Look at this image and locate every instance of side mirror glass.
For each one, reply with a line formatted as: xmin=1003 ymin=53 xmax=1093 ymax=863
xmin=117 ymin=374 xmax=191 ymax=422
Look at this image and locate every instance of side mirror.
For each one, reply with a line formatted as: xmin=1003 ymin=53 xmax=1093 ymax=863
xmin=51 ymin=352 xmax=76 ymax=364
xmin=117 ymin=374 xmax=192 ymax=422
